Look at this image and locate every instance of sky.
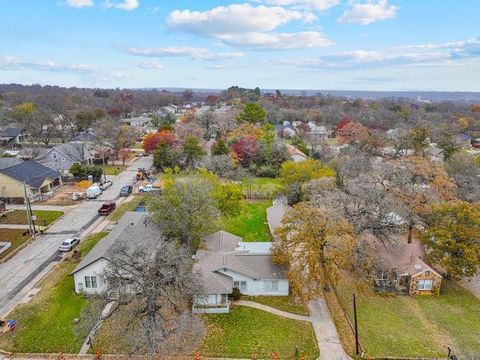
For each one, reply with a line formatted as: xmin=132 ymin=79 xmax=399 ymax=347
xmin=0 ymin=0 xmax=479 ymax=91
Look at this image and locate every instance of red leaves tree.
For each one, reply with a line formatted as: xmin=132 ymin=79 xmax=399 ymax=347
xmin=336 ymin=121 xmax=370 ymax=145
xmin=143 ymin=131 xmax=178 ymax=154
xmin=335 ymin=116 xmax=352 ymax=132
xmin=231 ymin=135 xmax=258 ymax=167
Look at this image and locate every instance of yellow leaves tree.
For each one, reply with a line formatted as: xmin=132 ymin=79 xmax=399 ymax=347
xmin=422 ymin=201 xmax=480 ymax=279
xmin=280 ymin=159 xmax=335 ymax=185
xmin=386 ymin=156 xmax=457 ymax=242
xmin=273 ymin=202 xmax=356 ymax=299
xmin=228 ymin=122 xmax=265 ymax=141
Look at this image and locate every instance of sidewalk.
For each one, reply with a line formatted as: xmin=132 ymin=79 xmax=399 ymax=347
xmin=308 ymin=299 xmax=352 ymax=360
xmin=236 ymin=300 xmax=312 ymax=322
xmin=6 ymin=204 xmax=73 ymax=212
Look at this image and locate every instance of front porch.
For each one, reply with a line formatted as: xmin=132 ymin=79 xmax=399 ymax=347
xmin=192 ymin=294 xmax=230 ymax=314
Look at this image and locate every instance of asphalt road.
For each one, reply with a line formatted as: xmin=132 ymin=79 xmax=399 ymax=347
xmin=0 ymin=156 xmax=152 ymax=317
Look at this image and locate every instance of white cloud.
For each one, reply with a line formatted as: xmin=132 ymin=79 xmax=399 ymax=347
xmin=135 ymin=60 xmax=164 ymax=69
xmin=167 ymin=4 xmax=313 ymax=36
xmin=338 ymin=0 xmax=398 ymax=25
xmin=104 ymin=0 xmax=139 ymax=11
xmin=65 ymin=0 xmax=94 ymax=8
xmin=0 ymin=55 xmax=127 ymax=81
xmin=128 ymin=46 xmax=244 ymax=61
xmin=276 ymin=39 xmax=480 ymax=70
xmin=166 ymin=3 xmax=333 ymax=50
xmin=222 ymin=31 xmax=332 ymax=50
xmin=261 ymin=0 xmax=339 ymax=11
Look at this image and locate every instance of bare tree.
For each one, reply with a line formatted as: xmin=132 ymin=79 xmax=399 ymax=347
xmin=105 ymin=229 xmax=204 ymax=357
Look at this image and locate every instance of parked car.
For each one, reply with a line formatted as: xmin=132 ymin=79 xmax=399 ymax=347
xmin=86 ymin=185 xmax=102 ymax=199
xmin=120 ymin=185 xmax=133 ymax=197
xmin=58 ymin=237 xmax=80 ymax=252
xmin=139 ymin=184 xmax=160 ymax=193
xmin=99 ymin=180 xmax=113 ymax=191
xmin=98 ymin=201 xmax=116 ymax=216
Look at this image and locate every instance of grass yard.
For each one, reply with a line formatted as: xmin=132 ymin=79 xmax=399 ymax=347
xmin=331 ymin=274 xmax=480 ymax=358
xmin=0 ymin=210 xmax=64 ymax=226
xmin=243 ymin=295 xmax=308 ymax=316
xmin=200 ymin=305 xmax=319 ymax=359
xmin=0 ymin=231 xmax=108 ymax=353
xmin=100 ymin=164 xmax=123 ymax=176
xmin=220 ymin=199 xmax=271 ymax=242
xmin=108 ymin=194 xmax=148 ymax=222
xmin=0 ymin=229 xmax=30 ymax=260
xmin=241 ymin=177 xmax=284 ymax=199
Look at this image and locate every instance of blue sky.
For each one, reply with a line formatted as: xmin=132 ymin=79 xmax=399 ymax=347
xmin=1 ymin=0 xmax=479 ymax=91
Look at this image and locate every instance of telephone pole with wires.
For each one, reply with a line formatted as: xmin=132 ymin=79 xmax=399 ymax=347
xmin=23 ymin=182 xmax=34 ymax=235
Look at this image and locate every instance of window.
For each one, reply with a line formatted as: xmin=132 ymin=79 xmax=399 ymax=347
xmin=418 ymin=279 xmax=433 ymax=291
xmin=84 ymin=276 xmax=98 ymax=289
xmin=233 ymin=281 xmax=247 ymax=291
xmin=52 ymin=152 xmax=57 ymax=159
xmin=264 ymin=280 xmax=279 ymax=292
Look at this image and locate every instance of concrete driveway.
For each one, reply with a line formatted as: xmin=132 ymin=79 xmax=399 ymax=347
xmin=0 ymin=156 xmax=152 ymax=317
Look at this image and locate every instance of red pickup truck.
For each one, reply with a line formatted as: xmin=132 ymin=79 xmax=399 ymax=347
xmin=98 ymin=201 xmax=116 ymax=216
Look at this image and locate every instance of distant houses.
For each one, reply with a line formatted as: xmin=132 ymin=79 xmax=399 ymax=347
xmin=0 ymin=128 xmax=28 ymax=146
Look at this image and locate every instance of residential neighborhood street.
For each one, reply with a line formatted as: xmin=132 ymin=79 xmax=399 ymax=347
xmin=0 ymin=156 xmax=152 ymax=317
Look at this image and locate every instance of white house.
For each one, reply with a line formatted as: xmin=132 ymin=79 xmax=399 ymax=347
xmin=71 ymin=212 xmax=156 ymax=295
xmin=193 ymin=230 xmax=289 ymax=314
xmin=286 ymin=144 xmax=308 ymax=162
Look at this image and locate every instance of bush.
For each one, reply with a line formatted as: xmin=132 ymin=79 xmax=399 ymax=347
xmin=230 ymin=287 xmax=242 ymax=301
xmin=255 ymin=165 xmax=278 ymax=178
xmin=69 ymin=164 xmax=103 ymax=182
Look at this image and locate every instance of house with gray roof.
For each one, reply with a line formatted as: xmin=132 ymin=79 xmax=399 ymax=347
xmin=0 ymin=157 xmax=23 ymax=170
xmin=193 ymin=230 xmax=289 ymax=314
xmin=72 ymin=212 xmax=159 ymax=295
xmin=35 ymin=142 xmax=93 ymax=174
xmin=266 ymin=203 xmax=292 ymax=235
xmin=0 ymin=160 xmax=62 ymax=203
xmin=0 ymin=128 xmax=27 ymax=146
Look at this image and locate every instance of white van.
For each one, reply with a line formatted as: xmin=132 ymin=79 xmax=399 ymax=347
xmin=86 ymin=185 xmax=102 ymax=199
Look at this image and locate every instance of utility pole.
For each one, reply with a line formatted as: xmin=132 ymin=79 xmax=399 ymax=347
xmin=353 ymin=293 xmax=360 ymax=356
xmin=23 ymin=183 xmax=33 ymax=236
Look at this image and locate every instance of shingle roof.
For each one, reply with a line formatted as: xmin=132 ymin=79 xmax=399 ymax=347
xmin=0 ymin=157 xmax=23 ymax=170
xmin=194 ymin=250 xmax=286 ymax=294
xmin=201 ymin=230 xmax=242 ymax=252
xmin=0 ymin=160 xmax=60 ymax=189
xmin=72 ymin=212 xmax=158 ymax=275
xmin=0 ymin=128 xmax=22 ymax=139
xmin=267 ymin=203 xmax=292 ymax=234
xmin=36 ymin=143 xmax=92 ymax=163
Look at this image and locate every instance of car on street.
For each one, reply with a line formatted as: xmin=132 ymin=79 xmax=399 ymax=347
xmin=98 ymin=201 xmax=116 ymax=216
xmin=99 ymin=179 xmax=113 ymax=191
xmin=119 ymin=185 xmax=133 ymax=197
xmin=86 ymin=185 xmax=102 ymax=199
xmin=139 ymin=184 xmax=161 ymax=193
xmin=58 ymin=237 xmax=80 ymax=252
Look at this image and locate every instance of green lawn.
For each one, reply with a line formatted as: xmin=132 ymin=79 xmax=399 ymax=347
xmin=100 ymin=165 xmax=123 ymax=175
xmin=243 ymin=295 xmax=308 ymax=316
xmin=0 ymin=232 xmax=108 ymax=353
xmin=0 ymin=229 xmax=30 ymax=260
xmin=333 ymin=275 xmax=480 ymax=358
xmin=220 ymin=200 xmax=272 ymax=242
xmin=0 ymin=210 xmax=64 ymax=226
xmin=241 ymin=177 xmax=284 ymax=199
xmin=200 ymin=305 xmax=319 ymax=359
xmin=108 ymin=195 xmax=148 ymax=222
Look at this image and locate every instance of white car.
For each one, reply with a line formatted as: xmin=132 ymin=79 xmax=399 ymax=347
xmin=99 ymin=180 xmax=113 ymax=191
xmin=58 ymin=237 xmax=80 ymax=252
xmin=139 ymin=184 xmax=155 ymax=192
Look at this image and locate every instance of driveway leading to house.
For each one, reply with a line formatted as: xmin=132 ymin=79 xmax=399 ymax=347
xmin=0 ymin=156 xmax=152 ymax=318
xmin=463 ymin=276 xmax=480 ymax=299
xmin=308 ymin=299 xmax=352 ymax=360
